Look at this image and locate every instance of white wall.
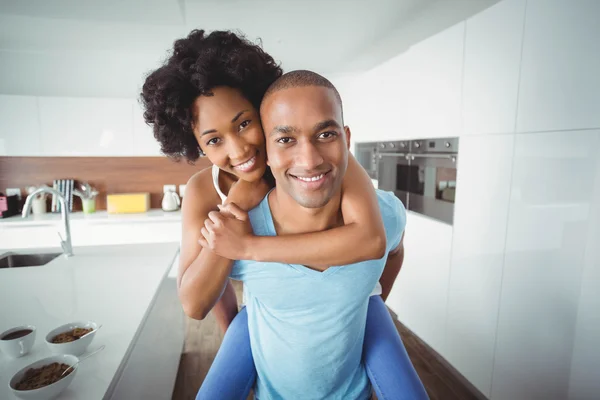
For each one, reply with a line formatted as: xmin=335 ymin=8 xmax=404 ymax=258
xmin=345 ymin=0 xmax=600 ymax=398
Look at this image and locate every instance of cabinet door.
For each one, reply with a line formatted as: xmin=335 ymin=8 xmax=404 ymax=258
xmin=491 ymin=130 xmax=600 ymax=399
xmin=516 ymin=0 xmax=600 ymax=132
xmin=445 ymin=133 xmax=515 ymax=397
xmin=351 ymin=21 xmax=465 ymax=142
xmin=132 ymin=99 xmax=163 ymax=156
xmin=0 ymin=95 xmax=42 ymax=156
xmin=39 ymin=97 xmax=134 ymax=156
xmin=386 ymin=212 xmax=453 ymax=355
xmin=568 ymin=145 xmax=600 ymax=399
xmin=462 ymin=0 xmax=526 ymax=135
xmin=400 ymin=22 xmax=465 ymax=140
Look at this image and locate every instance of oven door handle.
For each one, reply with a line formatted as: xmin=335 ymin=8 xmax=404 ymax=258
xmin=377 ymin=153 xmax=408 ymax=159
xmin=408 ymin=153 xmax=457 ymax=162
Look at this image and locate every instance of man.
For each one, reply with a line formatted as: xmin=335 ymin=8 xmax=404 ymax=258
xmin=202 ymin=70 xmax=426 ymax=399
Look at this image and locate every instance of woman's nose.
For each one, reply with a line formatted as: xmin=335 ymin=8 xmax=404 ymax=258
xmin=228 ymin=135 xmax=250 ymax=161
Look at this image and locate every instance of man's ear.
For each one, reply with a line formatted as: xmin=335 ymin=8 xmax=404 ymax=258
xmin=344 ymin=126 xmax=352 ymax=149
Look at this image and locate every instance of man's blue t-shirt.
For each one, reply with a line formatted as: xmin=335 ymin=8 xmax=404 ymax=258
xmin=230 ymin=189 xmax=406 ymax=400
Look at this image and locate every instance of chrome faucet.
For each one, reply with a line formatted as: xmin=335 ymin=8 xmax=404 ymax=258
xmin=22 ymin=186 xmax=73 ymax=257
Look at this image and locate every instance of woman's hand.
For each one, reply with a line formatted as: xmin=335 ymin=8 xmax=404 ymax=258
xmin=225 ymin=178 xmax=270 ymax=211
xmin=199 ymin=203 xmax=254 ymax=260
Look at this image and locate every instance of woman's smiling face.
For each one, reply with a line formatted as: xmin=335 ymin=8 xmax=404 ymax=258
xmin=192 ymin=86 xmax=267 ymax=182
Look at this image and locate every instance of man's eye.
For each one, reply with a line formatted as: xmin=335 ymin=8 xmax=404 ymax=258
xmin=277 ymin=137 xmax=293 ymax=144
xmin=319 ymin=131 xmax=338 ymax=139
xmin=239 ymin=120 xmax=251 ymax=131
xmin=207 ymin=137 xmax=221 ymax=146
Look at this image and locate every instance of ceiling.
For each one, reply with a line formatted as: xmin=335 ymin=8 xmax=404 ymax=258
xmin=0 ymin=0 xmax=499 ymax=98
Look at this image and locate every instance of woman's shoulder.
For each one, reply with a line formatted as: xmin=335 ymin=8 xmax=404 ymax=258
xmin=184 ymin=166 xmax=220 ymax=207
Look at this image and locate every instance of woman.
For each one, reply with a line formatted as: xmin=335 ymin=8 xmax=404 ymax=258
xmin=141 ymin=29 xmax=427 ymax=400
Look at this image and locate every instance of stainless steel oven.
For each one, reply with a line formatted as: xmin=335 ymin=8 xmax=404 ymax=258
xmin=406 ymin=138 xmax=458 ymax=224
xmin=354 ymin=142 xmax=378 ymax=180
xmin=357 ymin=138 xmax=459 ymax=225
xmin=376 ymin=141 xmax=411 ymax=209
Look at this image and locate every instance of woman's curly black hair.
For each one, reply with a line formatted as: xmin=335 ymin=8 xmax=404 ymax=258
xmin=140 ymin=30 xmax=282 ymax=162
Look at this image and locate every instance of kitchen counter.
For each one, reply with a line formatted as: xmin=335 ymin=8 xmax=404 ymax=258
xmin=0 ymin=209 xmax=182 ymax=227
xmin=0 ymin=242 xmax=183 ymax=400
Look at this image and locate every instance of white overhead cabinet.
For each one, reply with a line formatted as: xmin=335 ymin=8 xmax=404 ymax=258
xmin=0 ymin=95 xmax=42 ymax=156
xmin=0 ymin=95 xmax=165 ymax=157
xmin=132 ymin=99 xmax=163 ymax=156
xmin=398 ymin=22 xmax=464 ymax=140
xmin=516 ymin=0 xmax=600 ymax=133
xmin=461 ymin=0 xmax=526 ymax=135
xmin=349 ymin=20 xmax=465 ymax=142
xmin=38 ymin=97 xmax=135 ymax=156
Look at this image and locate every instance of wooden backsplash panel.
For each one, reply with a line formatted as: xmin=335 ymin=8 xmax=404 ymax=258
xmin=0 ymin=156 xmax=211 ymax=210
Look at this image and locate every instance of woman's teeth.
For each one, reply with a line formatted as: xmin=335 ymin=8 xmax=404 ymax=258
xmin=234 ymin=156 xmax=256 ymax=171
xmin=296 ymin=174 xmax=325 ymax=182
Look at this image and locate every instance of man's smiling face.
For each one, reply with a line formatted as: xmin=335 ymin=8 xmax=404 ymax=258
xmin=260 ymin=86 xmax=350 ymax=209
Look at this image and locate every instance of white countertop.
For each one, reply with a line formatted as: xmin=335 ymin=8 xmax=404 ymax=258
xmin=0 ymin=242 xmax=181 ymax=399
xmin=0 ymin=209 xmax=182 ymax=227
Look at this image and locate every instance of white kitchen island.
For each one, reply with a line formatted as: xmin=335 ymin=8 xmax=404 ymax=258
xmin=0 ymin=242 xmax=184 ymax=400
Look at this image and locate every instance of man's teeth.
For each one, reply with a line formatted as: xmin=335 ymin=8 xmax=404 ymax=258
xmin=235 ymin=157 xmax=256 ymax=170
xmin=296 ymin=174 xmax=325 ymax=182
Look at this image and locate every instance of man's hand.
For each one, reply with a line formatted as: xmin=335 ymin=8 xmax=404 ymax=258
xmin=198 ymin=203 xmax=254 ymax=260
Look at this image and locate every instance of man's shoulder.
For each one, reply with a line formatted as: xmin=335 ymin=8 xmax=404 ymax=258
xmin=375 ymin=189 xmax=405 ymax=217
xmin=375 ymin=190 xmax=406 ymax=250
xmin=247 ymin=193 xmax=272 ymax=235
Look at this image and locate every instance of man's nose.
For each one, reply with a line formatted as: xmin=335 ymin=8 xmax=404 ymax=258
xmin=295 ymin=141 xmax=324 ymax=170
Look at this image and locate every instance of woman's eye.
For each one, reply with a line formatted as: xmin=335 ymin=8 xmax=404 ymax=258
xmin=239 ymin=120 xmax=251 ymax=131
xmin=319 ymin=131 xmax=337 ymax=139
xmin=207 ymin=137 xmax=220 ymax=146
xmin=277 ymin=137 xmax=293 ymax=144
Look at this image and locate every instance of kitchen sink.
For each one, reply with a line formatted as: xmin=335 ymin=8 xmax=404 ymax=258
xmin=0 ymin=252 xmax=62 ymax=269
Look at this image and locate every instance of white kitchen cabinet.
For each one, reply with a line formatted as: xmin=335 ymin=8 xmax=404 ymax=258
xmin=349 ymin=21 xmax=465 ymax=142
xmin=0 ymin=217 xmax=181 ymax=250
xmin=38 ymin=97 xmax=135 ymax=156
xmin=386 ymin=212 xmax=453 ymax=355
xmin=356 ymin=56 xmax=407 ymax=142
xmin=398 ymin=22 xmax=465 ymax=140
xmin=568 ymin=143 xmax=600 ymax=400
xmin=462 ymin=0 xmax=526 ymax=135
xmin=0 ymin=95 xmax=42 ymax=156
xmin=132 ymin=99 xmax=163 ymax=156
xmin=516 ymin=0 xmax=600 ymax=133
xmin=491 ymin=130 xmax=600 ymax=399
xmin=445 ymin=133 xmax=515 ymax=397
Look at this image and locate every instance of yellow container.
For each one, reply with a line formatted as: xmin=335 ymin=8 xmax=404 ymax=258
xmin=106 ymin=193 xmax=150 ymax=214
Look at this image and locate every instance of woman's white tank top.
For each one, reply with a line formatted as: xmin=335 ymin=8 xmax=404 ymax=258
xmin=212 ymin=164 xmax=227 ymax=204
xmin=212 ymin=164 xmax=249 ymax=305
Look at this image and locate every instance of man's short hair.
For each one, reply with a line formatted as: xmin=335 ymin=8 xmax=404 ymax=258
xmin=262 ymin=70 xmax=343 ymax=121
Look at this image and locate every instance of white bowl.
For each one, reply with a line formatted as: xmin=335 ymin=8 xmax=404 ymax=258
xmin=9 ymin=354 xmax=78 ymax=400
xmin=45 ymin=321 xmax=98 ymax=356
